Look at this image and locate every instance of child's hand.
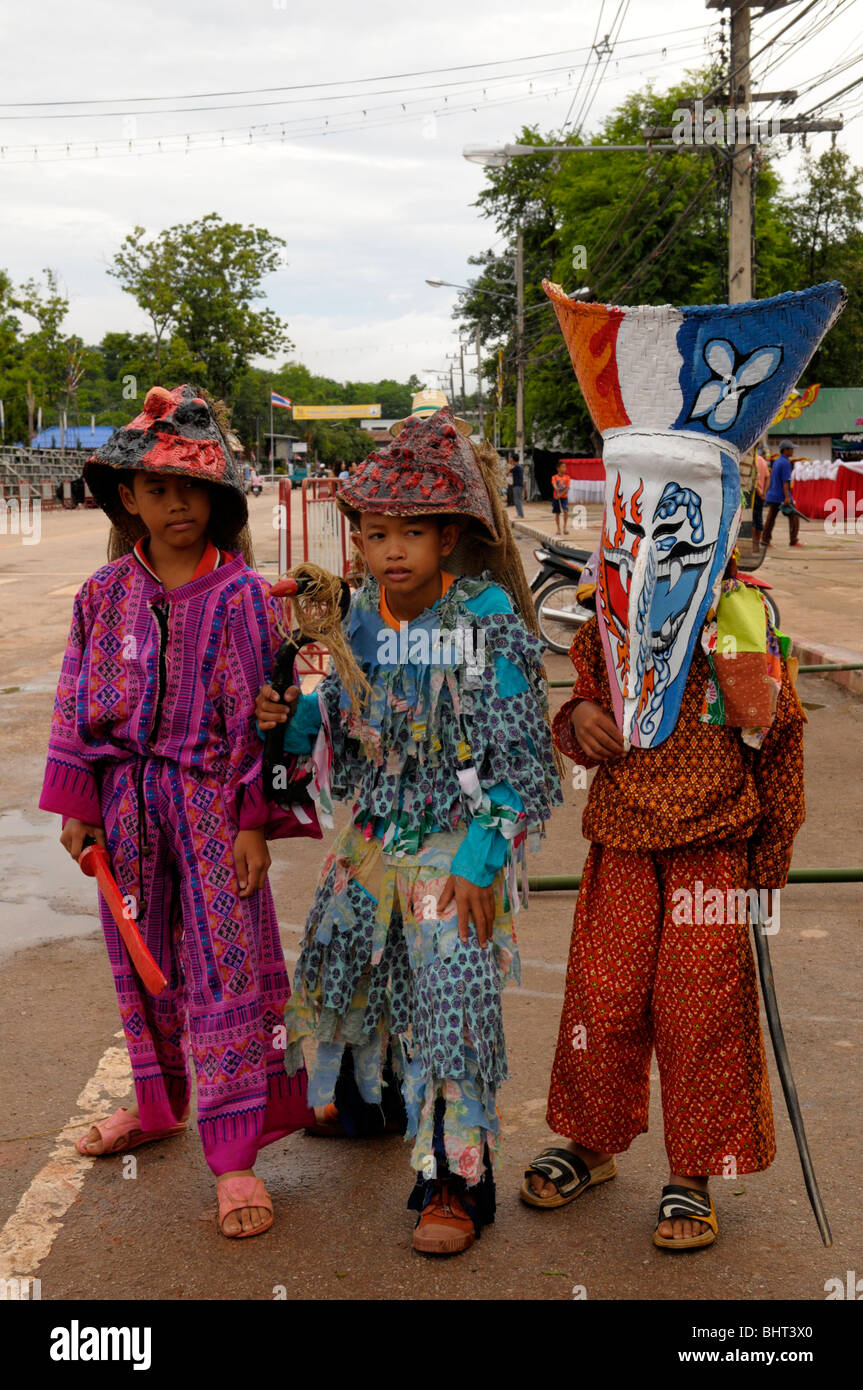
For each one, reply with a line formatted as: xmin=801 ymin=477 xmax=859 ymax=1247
xmin=60 ymin=818 xmax=106 ymax=861
xmin=570 ymin=700 xmax=625 ymax=761
xmin=255 ymin=683 xmax=299 ymax=730
xmin=233 ymin=829 xmax=271 ymax=898
xmin=437 ymin=874 xmax=496 ymax=949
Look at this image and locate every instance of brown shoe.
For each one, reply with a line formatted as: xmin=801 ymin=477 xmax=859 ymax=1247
xmin=412 ymin=1181 xmax=476 ymax=1256
xmin=304 ymin=1102 xmax=347 ymax=1138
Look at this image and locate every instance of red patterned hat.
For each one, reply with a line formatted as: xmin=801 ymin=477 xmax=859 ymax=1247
xmin=337 ymin=406 xmax=498 ymax=539
xmin=84 ymin=384 xmax=248 ymax=541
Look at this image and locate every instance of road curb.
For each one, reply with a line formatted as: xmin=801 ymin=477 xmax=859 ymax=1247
xmin=789 ymin=638 xmax=863 ymax=698
xmin=512 ymin=521 xmax=589 ymax=551
xmin=513 ymin=522 xmax=863 ymax=698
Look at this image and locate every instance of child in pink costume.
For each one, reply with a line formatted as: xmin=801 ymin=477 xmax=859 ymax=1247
xmin=39 ymin=386 xmax=320 ymax=1238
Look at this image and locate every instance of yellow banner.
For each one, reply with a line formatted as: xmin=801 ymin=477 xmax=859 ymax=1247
xmin=292 ymin=404 xmax=381 ymax=420
xmin=772 ymin=383 xmax=819 ymax=425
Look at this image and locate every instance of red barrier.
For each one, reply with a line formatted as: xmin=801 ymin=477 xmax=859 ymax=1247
xmin=275 ymin=476 xmax=352 ymax=680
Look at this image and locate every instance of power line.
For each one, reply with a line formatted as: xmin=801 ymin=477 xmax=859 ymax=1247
xmin=0 ymin=27 xmax=716 ymax=111
xmin=0 ymin=39 xmax=709 ymax=130
xmin=592 ymin=159 xmax=706 ymax=297
xmin=0 ymin=68 xmax=615 ymax=152
xmin=5 ymin=75 xmax=650 ymax=164
xmin=0 ymin=60 xmax=651 ymax=123
xmin=750 ymin=0 xmax=855 ymax=94
xmin=611 ymin=166 xmax=724 ymax=302
xmin=702 ymin=0 xmax=824 ymax=106
xmin=556 ymin=0 xmax=607 ymax=136
xmin=799 ymin=66 xmax=863 ymax=118
xmin=587 ymin=151 xmax=670 ymax=272
xmin=568 ymin=0 xmax=632 ymax=140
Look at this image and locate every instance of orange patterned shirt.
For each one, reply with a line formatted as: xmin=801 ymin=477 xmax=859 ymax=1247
xmin=553 ymin=617 xmax=806 ymax=887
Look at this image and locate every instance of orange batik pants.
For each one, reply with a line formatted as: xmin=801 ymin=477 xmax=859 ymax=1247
xmin=547 ymin=839 xmax=776 ymax=1175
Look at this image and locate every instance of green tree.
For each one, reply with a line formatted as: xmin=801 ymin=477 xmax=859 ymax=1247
xmin=14 ymin=269 xmax=70 ymax=438
xmin=786 ymin=147 xmax=863 ymax=388
xmin=456 ymin=73 xmax=805 ymax=450
xmin=109 ymin=213 xmax=292 ymax=397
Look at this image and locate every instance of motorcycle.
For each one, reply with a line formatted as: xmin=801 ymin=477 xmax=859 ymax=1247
xmin=530 ymin=536 xmax=780 ymax=655
xmin=530 ymin=539 xmax=592 ymax=655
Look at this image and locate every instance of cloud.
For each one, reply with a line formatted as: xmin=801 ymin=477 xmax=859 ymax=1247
xmin=2 ymin=0 xmax=860 ymax=385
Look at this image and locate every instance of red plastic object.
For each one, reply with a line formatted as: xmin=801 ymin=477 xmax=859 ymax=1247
xmin=80 ymin=843 xmax=167 ymax=995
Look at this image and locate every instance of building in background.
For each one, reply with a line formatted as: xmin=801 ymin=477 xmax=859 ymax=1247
xmin=767 ymin=387 xmax=863 ymax=464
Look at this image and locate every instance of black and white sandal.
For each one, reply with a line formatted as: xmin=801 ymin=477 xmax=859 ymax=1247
xmin=653 ymin=1185 xmax=718 ymax=1250
xmin=520 ymin=1146 xmax=617 ymax=1210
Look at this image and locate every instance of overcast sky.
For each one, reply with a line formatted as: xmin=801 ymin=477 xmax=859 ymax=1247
xmin=3 ymin=0 xmax=861 ymax=391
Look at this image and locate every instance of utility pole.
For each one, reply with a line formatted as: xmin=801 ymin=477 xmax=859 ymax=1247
xmin=458 ymin=341 xmax=467 ymax=418
xmin=475 ymin=324 xmax=484 ymax=435
xmin=728 ymin=2 xmax=752 ymax=303
xmin=701 ymin=1 xmax=838 ymax=302
xmin=515 ymin=227 xmax=525 ymax=466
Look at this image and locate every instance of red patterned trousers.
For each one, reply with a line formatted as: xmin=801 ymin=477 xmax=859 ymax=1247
xmin=547 ymin=840 xmax=776 ymax=1175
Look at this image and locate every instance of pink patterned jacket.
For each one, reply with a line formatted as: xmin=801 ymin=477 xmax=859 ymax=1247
xmin=39 ymin=545 xmax=320 ymax=843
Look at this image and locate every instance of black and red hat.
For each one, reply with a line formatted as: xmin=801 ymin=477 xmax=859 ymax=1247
xmin=84 ymin=384 xmax=248 ymax=544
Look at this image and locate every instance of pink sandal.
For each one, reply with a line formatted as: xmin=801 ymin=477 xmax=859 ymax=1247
xmin=75 ymin=1106 xmax=187 ymax=1156
xmin=217 ymin=1176 xmax=274 ymax=1239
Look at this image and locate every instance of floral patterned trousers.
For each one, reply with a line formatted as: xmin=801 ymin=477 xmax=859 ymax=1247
xmin=286 ymin=822 xmax=520 ymax=1186
xmin=547 ymin=839 xmax=776 ymax=1175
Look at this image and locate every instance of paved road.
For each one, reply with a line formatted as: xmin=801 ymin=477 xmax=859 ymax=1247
xmin=1 ymin=496 xmax=861 ymax=1300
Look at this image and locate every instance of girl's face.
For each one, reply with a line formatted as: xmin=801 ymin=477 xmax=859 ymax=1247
xmin=118 ymin=471 xmax=212 ymax=551
xmin=353 ymin=514 xmax=459 ymax=597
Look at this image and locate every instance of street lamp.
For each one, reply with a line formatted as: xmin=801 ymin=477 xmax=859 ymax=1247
xmin=427 ymin=274 xmax=520 ymax=458
xmin=425 ymin=277 xmax=514 ymax=299
xmin=464 ymin=141 xmax=683 ymax=165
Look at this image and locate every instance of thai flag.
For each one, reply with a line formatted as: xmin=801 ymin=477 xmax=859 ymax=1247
xmin=271 ymin=391 xmax=292 ymax=410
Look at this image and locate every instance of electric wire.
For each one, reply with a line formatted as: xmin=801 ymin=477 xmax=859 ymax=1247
xmin=0 ymin=26 xmax=716 ymax=110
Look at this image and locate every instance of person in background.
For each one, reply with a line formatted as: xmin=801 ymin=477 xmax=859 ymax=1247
xmin=752 ymin=441 xmax=770 ymax=552
xmin=508 ymin=453 xmax=525 ymax=518
xmin=761 ymin=439 xmax=802 ymax=548
xmin=338 ymin=462 xmax=350 ymax=485
xmin=551 ymin=460 xmax=570 ymax=535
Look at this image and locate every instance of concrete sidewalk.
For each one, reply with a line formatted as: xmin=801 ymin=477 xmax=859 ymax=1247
xmin=512 ymin=501 xmax=863 ymax=697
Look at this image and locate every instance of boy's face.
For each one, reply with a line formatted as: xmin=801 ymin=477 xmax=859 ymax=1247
xmin=353 ymin=513 xmax=459 ymax=597
xmin=118 ymin=471 xmax=211 ymax=551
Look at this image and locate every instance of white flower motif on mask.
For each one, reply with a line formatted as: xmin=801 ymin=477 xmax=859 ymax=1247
xmin=690 ymin=338 xmax=782 ymax=431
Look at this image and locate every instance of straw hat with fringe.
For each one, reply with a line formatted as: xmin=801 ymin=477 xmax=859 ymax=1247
xmin=337 ymin=406 xmax=538 ymax=633
xmin=336 ymin=406 xmax=563 ymax=775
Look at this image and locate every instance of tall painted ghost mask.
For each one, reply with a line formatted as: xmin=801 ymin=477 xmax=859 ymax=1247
xmin=544 ymin=281 xmax=846 ymax=748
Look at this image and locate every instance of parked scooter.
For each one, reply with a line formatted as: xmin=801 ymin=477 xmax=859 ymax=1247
xmin=530 ymin=538 xmax=591 ymax=654
xmin=530 ymin=536 xmax=779 ymax=655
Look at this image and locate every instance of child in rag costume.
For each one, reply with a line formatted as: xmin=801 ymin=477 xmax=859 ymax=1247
xmin=257 ymin=405 xmax=563 ymax=1254
xmin=39 ymin=385 xmax=320 ymax=1239
xmin=521 ymin=281 xmax=845 ymax=1250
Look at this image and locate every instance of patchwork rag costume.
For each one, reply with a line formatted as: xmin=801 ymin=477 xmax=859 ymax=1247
xmin=40 ymin=386 xmax=320 ymax=1174
xmin=279 ymin=408 xmax=562 ymax=1229
xmin=540 ymin=281 xmax=845 ymax=1175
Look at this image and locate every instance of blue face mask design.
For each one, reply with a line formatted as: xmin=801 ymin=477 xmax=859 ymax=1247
xmin=544 ymin=279 xmax=847 ymax=748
